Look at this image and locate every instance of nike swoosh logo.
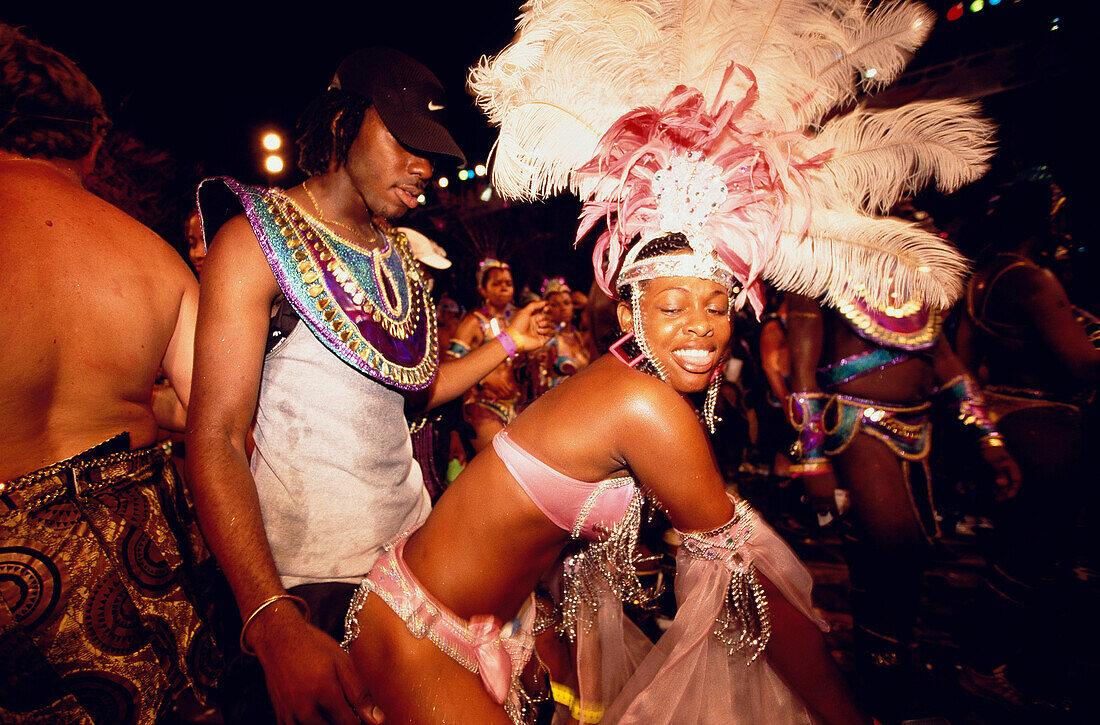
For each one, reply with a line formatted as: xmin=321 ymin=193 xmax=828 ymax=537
xmin=428 ymin=101 xmax=445 ymax=111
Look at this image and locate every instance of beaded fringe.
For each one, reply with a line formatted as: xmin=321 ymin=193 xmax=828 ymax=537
xmin=679 ymin=499 xmax=772 ymax=663
xmin=557 ymin=488 xmax=661 ymax=642
xmin=714 ymin=566 xmax=772 ymax=663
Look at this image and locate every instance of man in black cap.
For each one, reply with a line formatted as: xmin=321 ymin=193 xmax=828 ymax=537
xmin=188 ymin=49 xmax=550 ymax=724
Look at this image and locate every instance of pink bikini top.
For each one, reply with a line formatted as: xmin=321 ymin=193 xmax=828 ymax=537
xmin=492 ymin=430 xmax=637 ymax=540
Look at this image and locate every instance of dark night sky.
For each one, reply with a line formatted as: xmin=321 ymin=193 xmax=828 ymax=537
xmin=4 ymin=1 xmax=524 ymax=183
xmin=6 ymin=1 xmax=1079 ymax=180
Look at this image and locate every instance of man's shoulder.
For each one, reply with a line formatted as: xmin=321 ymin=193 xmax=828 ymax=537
xmin=2 ymin=170 xmax=181 ymax=266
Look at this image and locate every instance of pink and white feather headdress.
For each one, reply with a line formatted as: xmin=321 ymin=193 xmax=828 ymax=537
xmin=470 ymin=0 xmax=995 ymax=315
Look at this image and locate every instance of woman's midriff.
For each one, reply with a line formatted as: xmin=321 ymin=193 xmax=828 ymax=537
xmin=401 ymin=449 xmax=571 ymax=623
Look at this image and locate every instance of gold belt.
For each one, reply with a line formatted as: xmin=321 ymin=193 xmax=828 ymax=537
xmin=0 ymin=441 xmax=171 ymax=511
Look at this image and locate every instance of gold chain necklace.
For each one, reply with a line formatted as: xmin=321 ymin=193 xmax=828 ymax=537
xmin=301 ymin=181 xmax=379 ymax=250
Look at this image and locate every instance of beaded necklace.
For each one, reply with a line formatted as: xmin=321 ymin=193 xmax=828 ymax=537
xmin=302 ymin=181 xmax=380 ymax=252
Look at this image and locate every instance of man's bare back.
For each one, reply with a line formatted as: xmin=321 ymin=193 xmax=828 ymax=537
xmin=0 ymin=155 xmax=197 ymax=479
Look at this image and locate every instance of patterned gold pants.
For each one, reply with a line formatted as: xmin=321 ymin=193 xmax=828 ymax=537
xmin=0 ymin=435 xmax=223 ymax=724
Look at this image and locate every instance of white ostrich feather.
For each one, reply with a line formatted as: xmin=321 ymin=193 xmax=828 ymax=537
xmin=763 ymin=209 xmax=970 ymax=310
xmin=850 ymin=0 xmax=936 ymax=90
xmin=693 ymin=0 xmax=852 ymax=127
xmin=470 ymin=0 xmax=668 ymax=200
xmin=803 ymin=100 xmax=996 ymax=213
xmin=795 ymin=1 xmax=934 ymax=119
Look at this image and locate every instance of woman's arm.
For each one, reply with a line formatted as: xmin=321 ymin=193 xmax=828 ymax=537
xmin=615 ymin=375 xmax=735 ymax=531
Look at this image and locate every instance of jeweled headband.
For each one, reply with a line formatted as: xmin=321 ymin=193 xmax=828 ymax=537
xmin=618 ymin=247 xmax=736 ymax=292
xmin=540 ymin=276 xmax=571 ymax=298
xmin=476 ymin=257 xmax=510 ymax=288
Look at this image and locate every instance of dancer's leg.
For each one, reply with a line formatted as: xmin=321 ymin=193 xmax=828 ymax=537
xmin=832 ymin=434 xmax=928 ymax=663
xmin=760 ymin=573 xmax=871 ymax=725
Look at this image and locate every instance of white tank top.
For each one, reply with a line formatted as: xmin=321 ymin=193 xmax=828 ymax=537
xmin=251 ymin=322 xmax=430 ymax=588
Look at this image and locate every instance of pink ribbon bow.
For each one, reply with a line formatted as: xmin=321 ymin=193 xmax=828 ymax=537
xmin=469 ymin=616 xmax=512 ymax=704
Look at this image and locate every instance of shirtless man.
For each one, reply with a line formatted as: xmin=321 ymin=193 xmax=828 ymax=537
xmin=0 ymin=24 xmax=216 ymax=724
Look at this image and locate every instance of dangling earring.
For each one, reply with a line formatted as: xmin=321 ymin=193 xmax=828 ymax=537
xmin=609 ymin=332 xmax=645 ymax=367
xmin=703 ymin=364 xmax=724 ymax=434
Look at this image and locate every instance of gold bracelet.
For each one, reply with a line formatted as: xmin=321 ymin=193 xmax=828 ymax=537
xmin=979 ymin=434 xmax=1005 ymax=448
xmin=239 ymin=594 xmax=311 ymax=656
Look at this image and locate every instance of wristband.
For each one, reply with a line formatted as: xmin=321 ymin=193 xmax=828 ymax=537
xmin=550 ymin=681 xmax=605 ymax=723
xmin=939 ymin=374 xmax=999 ymax=441
xmin=239 ymin=594 xmax=311 ymax=656
xmin=496 ymin=330 xmax=518 ymax=359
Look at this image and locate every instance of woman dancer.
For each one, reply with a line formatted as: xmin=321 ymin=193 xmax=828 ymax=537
xmin=345 ymin=233 xmax=867 ymax=724
xmin=530 ymin=277 xmax=593 ymax=396
xmin=449 ymin=259 xmax=524 ymax=450
xmin=346 ymin=1 xmax=995 ymax=722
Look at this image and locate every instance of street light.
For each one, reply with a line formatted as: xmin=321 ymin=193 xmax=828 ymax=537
xmin=265 ymin=155 xmax=284 ymax=174
xmin=262 ymin=132 xmax=282 ymax=151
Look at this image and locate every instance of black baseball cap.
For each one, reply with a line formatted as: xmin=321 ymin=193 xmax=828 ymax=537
xmin=330 ymin=47 xmax=466 ymax=166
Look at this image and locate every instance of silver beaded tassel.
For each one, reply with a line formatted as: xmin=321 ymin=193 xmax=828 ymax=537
xmin=630 ymin=284 xmax=669 ymax=381
xmin=679 ymin=500 xmax=772 ymax=663
xmin=557 ymin=488 xmax=659 ymax=643
xmin=715 ymin=565 xmax=772 ymax=664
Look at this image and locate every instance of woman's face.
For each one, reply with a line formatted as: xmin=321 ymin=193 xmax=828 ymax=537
xmin=618 ymin=275 xmax=731 ymax=393
xmin=185 ymin=212 xmax=205 ymax=275
xmin=545 ymin=291 xmax=574 ymax=324
xmin=480 ymin=268 xmax=514 ymax=308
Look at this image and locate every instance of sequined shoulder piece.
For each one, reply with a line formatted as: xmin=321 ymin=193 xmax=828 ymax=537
xmin=830 ymin=289 xmax=942 ymax=352
xmin=199 ymin=177 xmax=438 ymax=390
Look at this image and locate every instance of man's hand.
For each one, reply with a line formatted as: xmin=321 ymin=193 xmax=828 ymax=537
xmin=250 ymin=608 xmax=384 ymax=725
xmin=980 ymin=443 xmax=1022 ymax=502
xmin=478 ymin=375 xmax=515 ymax=400
xmin=506 ymin=301 xmax=554 ymax=352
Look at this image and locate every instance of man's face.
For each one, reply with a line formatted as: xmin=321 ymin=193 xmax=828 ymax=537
xmin=344 ymin=108 xmax=433 ymax=220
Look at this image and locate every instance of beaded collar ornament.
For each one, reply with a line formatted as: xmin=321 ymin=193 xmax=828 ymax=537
xmin=199 ymin=177 xmax=438 ymax=390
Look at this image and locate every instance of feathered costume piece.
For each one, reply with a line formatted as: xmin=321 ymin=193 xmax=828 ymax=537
xmin=470 ymin=0 xmax=995 ymax=315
